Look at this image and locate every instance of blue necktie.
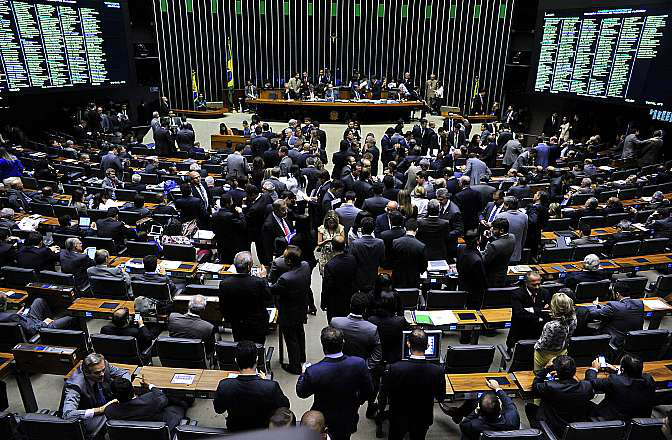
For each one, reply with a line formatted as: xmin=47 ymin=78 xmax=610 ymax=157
xmin=95 ymin=383 xmax=106 ymax=406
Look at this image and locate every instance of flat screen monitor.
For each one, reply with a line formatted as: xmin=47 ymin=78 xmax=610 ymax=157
xmin=402 ymin=330 xmax=442 ymax=362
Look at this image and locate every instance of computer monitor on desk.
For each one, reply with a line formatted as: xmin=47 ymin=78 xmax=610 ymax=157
xmin=402 ymin=330 xmax=442 ymax=362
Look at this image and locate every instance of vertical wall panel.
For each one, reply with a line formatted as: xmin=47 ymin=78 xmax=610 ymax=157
xmin=153 ymin=0 xmax=513 ymax=113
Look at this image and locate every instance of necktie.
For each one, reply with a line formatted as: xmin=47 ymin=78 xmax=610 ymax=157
xmin=489 ymin=205 xmax=499 ymax=222
xmin=282 ymin=219 xmax=289 ymax=236
xmin=197 ymin=185 xmax=208 ymax=208
xmin=95 ymin=383 xmax=106 ymax=406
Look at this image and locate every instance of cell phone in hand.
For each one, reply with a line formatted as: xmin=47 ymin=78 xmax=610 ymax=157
xmin=134 ymin=313 xmax=141 ymax=323
xmin=598 ymin=355 xmax=607 ymax=369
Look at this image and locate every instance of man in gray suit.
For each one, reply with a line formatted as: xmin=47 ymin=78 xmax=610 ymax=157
xmin=227 ymin=143 xmax=248 ymax=178
xmin=482 ymin=218 xmax=516 ymax=288
xmin=464 ymin=153 xmax=491 ymax=186
xmin=502 ymin=133 xmax=523 ymax=169
xmin=350 ymin=217 xmax=385 ymax=293
xmin=167 ymin=294 xmax=216 ymax=354
xmin=86 ymin=249 xmax=131 ymax=289
xmin=62 ymin=353 xmax=131 ymax=437
xmin=335 ymin=191 xmax=361 ymax=237
xmin=587 ymin=282 xmax=644 ymax=350
xmin=278 ymin=146 xmax=293 ymax=176
xmin=495 ymin=196 xmax=528 ymax=263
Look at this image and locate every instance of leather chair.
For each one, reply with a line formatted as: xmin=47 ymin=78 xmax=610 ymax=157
xmin=215 ymin=340 xmax=274 ymax=375
xmin=1 ymin=266 xmax=37 ymax=289
xmin=174 ymin=424 xmax=229 ymax=439
xmin=639 ymin=238 xmax=669 ymax=255
xmin=131 ymin=281 xmax=171 ymax=301
xmin=91 ymin=333 xmax=151 ymax=365
xmin=106 ymin=420 xmax=170 ymax=440
xmin=539 ymin=420 xmax=626 ymax=440
xmin=540 ymin=246 xmax=574 ymax=263
xmin=545 ymin=218 xmax=571 ymax=232
xmin=443 ymin=344 xmax=495 ymax=374
xmin=482 ymin=287 xmax=516 ymax=309
xmin=574 ymin=280 xmax=611 ymax=302
xmin=82 ymin=236 xmax=117 ymax=254
xmin=163 ymin=244 xmax=196 ymax=262
xmin=611 ymin=240 xmax=641 ymax=258
xmin=38 ymin=270 xmax=75 ymax=287
xmin=39 ymin=328 xmax=89 ymax=357
xmin=0 ymin=322 xmax=29 ymax=353
xmin=124 ymin=241 xmax=160 ymax=258
xmin=568 ymin=335 xmax=612 ymax=367
xmin=622 ymin=329 xmax=669 ymax=362
xmin=499 ymin=339 xmax=536 ymax=373
xmin=156 ymin=336 xmax=208 ymax=368
xmin=89 ymin=276 xmax=129 ymax=300
xmin=394 ymin=288 xmax=422 ymax=310
xmin=481 ymin=429 xmax=543 ymax=440
xmin=425 ymin=290 xmax=467 ymax=310
xmin=183 ymin=284 xmax=219 ymax=296
xmin=21 ymin=413 xmax=87 ymax=440
xmin=626 ymin=418 xmax=665 ymax=440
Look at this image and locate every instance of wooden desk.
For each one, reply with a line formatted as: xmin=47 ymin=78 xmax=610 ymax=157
xmin=134 ymin=366 xmax=204 ymax=397
xmin=538 ymin=259 xmax=619 ymax=277
xmin=173 ymin=108 xmax=229 ymax=119
xmin=542 ymin=227 xmax=618 ymax=241
xmin=111 ymin=257 xmax=199 ymax=278
xmin=0 ymin=352 xmax=13 ymax=379
xmin=479 ymin=309 xmax=512 ymax=329
xmin=412 ymin=310 xmax=483 ymax=344
xmin=446 ymin=372 xmax=519 ymax=401
xmin=64 ymin=361 xmax=139 ymax=379
xmin=195 ymin=369 xmax=236 ymax=398
xmin=12 ymin=343 xmax=79 ymax=375
xmin=507 ymin=265 xmax=545 ymax=279
xmin=68 ymin=298 xmax=134 ymax=337
xmin=612 ymin=254 xmax=672 ymax=270
xmin=26 ymin=282 xmax=75 ymax=309
xmin=210 ymin=134 xmax=248 ymax=150
xmin=0 ymin=287 xmax=28 ymax=309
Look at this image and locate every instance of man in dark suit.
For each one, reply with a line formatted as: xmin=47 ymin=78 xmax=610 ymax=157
xmin=244 ymin=184 xmax=273 ymax=263
xmin=95 ymin=207 xmax=137 ymax=253
xmin=189 ymin=171 xmax=213 ymax=214
xmin=251 ymin=126 xmax=271 ymax=156
xmin=331 ymin=292 xmax=382 ymax=371
xmin=380 ymin=211 xmax=406 ymax=269
xmin=374 ymin=201 xmax=398 ymax=237
xmin=526 ymin=191 xmax=550 ymax=257
xmin=453 ymin=176 xmax=483 ymax=232
xmin=332 ymin=140 xmax=352 ymax=180
xmin=391 ymin=219 xmax=427 ymax=289
xmin=154 ymin=119 xmax=176 ymax=156
xmin=648 ymin=208 xmax=672 ymax=240
xmin=175 ymin=125 xmax=195 ymax=151
xmin=417 ymin=199 xmax=454 ymax=262
xmin=174 ymin=183 xmax=207 ymax=224
xmin=321 ymin=236 xmax=357 ymax=322
xmin=105 ymin=377 xmax=185 ymax=433
xmin=481 ymin=190 xmax=505 ymax=226
xmin=350 ymin=217 xmax=385 ymax=293
xmin=456 ymin=230 xmax=488 ymax=341
xmin=527 ymin=355 xmax=595 ymax=437
xmin=587 ymin=282 xmax=643 ymax=350
xmin=362 ymin=183 xmax=389 ymax=217
xmin=459 ymin=379 xmax=520 ymax=440
xmin=385 ymin=329 xmax=446 ymax=440
xmin=58 ymin=237 xmax=93 ymax=291
xmin=586 ymin=354 xmax=656 ymax=420
xmin=270 ymin=246 xmax=311 ymax=375
xmin=167 ymin=294 xmax=215 ymax=355
xmin=214 ymin=341 xmax=290 ymax=432
xmin=297 ymin=326 xmax=374 ymax=440
xmin=353 ymin=170 xmax=374 ymax=208
xmin=563 ymin=254 xmax=611 ymax=291
xmin=16 ymin=231 xmax=59 ymax=272
xmin=261 ymin=199 xmax=291 ymax=266
xmin=219 ymin=251 xmax=272 ymax=345
xmin=507 ymin=176 xmax=532 ymax=200
xmin=211 ymin=195 xmax=248 ymax=263
xmin=482 ymin=218 xmax=515 ymax=288
xmin=131 ymin=255 xmax=176 ymax=297
xmin=507 ymin=271 xmax=551 ymax=350
xmin=101 ymin=306 xmax=155 ymax=351
xmin=0 ymin=229 xmax=16 ymax=268
xmin=0 ymin=293 xmax=78 ymax=338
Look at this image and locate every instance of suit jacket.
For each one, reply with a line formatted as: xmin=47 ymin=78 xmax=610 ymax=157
xmin=391 ymin=235 xmax=427 ymax=288
xmin=190 ymin=182 xmax=213 ymax=210
xmin=532 ymin=367 xmax=595 ymax=436
xmin=465 ymin=158 xmax=491 ymax=186
xmin=175 ymin=128 xmax=195 ymax=150
xmin=374 ymin=213 xmax=392 ymax=237
xmin=367 ymin=312 xmax=408 ymax=364
xmin=213 ymin=375 xmax=290 ymax=432
xmin=100 ymin=153 xmax=123 ymax=175
xmin=353 ymin=179 xmax=374 ymax=208
xmin=639 ymin=137 xmax=663 ymax=167
xmin=460 ymin=389 xmax=520 ymax=440
xmin=350 ymin=235 xmax=385 ymax=292
xmin=331 ymin=314 xmax=382 ymax=369
xmin=101 ymin=323 xmax=154 ymax=351
xmin=362 ymin=196 xmax=390 ymax=217
xmin=457 ymin=246 xmax=488 ymax=309
xmin=174 ymin=196 xmax=206 ymax=223
xmin=132 ymin=272 xmax=176 ymax=296
xmin=245 ymin=194 xmax=272 ymax=235
xmin=95 ymin=217 xmax=136 ymax=251
xmin=322 ymin=253 xmax=358 ymax=320
xmin=335 ymin=204 xmax=361 ymax=236
xmin=271 ymin=262 xmax=311 ymax=326
xmin=495 ymin=210 xmax=528 ymax=262
xmin=471 ymin=184 xmax=496 ymax=206
xmin=16 ymin=246 xmax=58 ymax=272
xmin=507 ymin=286 xmax=551 ymax=348
xmin=482 ymin=233 xmax=515 ymax=288
xmin=0 ymin=243 xmax=16 ymax=267
xmin=417 ymin=216 xmax=452 ymax=261
xmin=227 ymin=153 xmax=248 ymax=178
xmin=526 ymin=203 xmax=550 ymax=255
xmin=211 ymin=208 xmax=247 ymax=263
xmin=104 ymin=388 xmax=181 ymax=432
xmin=59 ymin=250 xmax=94 ymax=290
xmin=167 ymin=312 xmax=215 ymax=353
xmin=380 ymin=227 xmax=406 ymax=269
xmin=585 ymin=369 xmax=656 ymax=420
xmin=564 ymin=270 xmax=610 ymax=291
xmin=454 ymin=187 xmax=483 ymax=231
xmin=261 ymin=213 xmax=289 ymax=265
xmin=385 ymin=358 xmax=446 ymax=428
xmin=153 ymin=127 xmax=175 ymax=156
xmin=588 ymin=299 xmax=644 ymax=349
xmin=508 ymin=185 xmax=532 ymax=200
xmin=296 ymin=355 xmax=374 ymax=438
xmin=219 ymin=274 xmax=271 ymax=338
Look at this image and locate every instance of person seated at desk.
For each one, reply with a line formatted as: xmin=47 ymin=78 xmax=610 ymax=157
xmin=55 ymin=214 xmax=88 ymax=237
xmin=586 ymin=354 xmax=656 ymax=420
xmin=647 ymin=207 xmax=672 ymax=240
xmin=104 ymin=376 xmax=186 ymax=433
xmin=587 ymin=282 xmax=643 ymax=352
xmin=564 ymin=197 xmax=602 ymax=227
xmin=124 ymin=174 xmax=146 ymax=193
xmin=570 ymin=224 xmax=603 ymax=247
xmin=0 ymin=207 xmax=18 ymax=230
xmin=167 ymin=294 xmax=215 ymax=355
xmin=602 ymin=220 xmax=636 ymax=255
xmin=62 ymin=353 xmax=130 ymax=437
xmin=643 ymin=191 xmax=671 ymax=211
xmin=30 ymin=186 xmax=58 ymax=205
xmin=213 ymin=340 xmax=290 ymax=432
xmin=459 ymin=379 xmax=520 ymax=440
xmin=60 ymin=237 xmax=94 ymax=291
xmin=563 ymin=254 xmax=611 ymax=291
xmin=0 ymin=228 xmax=17 ymax=267
xmin=86 ymin=249 xmax=131 ymax=289
xmin=0 ymin=292 xmax=78 ymax=337
xmin=527 ymin=355 xmax=595 ymax=437
xmin=131 ymin=254 xmax=176 ymax=297
xmin=152 ymin=192 xmax=178 ymax=216
xmin=120 ymin=194 xmax=151 ymax=217
xmin=16 ymin=231 xmax=60 ymax=272
xmin=95 ymin=207 xmax=137 ymax=253
xmin=506 ymin=271 xmax=552 ymax=351
xmin=101 ymin=306 xmax=156 ymax=352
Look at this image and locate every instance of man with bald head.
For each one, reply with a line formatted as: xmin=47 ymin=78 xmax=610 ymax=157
xmin=301 ymin=410 xmax=328 ymax=440
xmin=375 ymin=200 xmax=399 ymax=236
xmin=101 ymin=307 xmax=155 ymax=351
xmin=189 ymin=170 xmax=212 ymax=213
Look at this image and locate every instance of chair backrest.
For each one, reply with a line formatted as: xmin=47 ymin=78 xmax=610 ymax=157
xmin=91 ymin=334 xmax=144 ymax=365
xmin=639 ymin=238 xmax=669 ymax=255
xmin=29 ymin=203 xmax=54 ymax=217
xmin=568 ymin=335 xmax=612 ymax=367
xmin=118 ymin=211 xmax=143 ymax=225
xmin=482 ymin=287 xmax=517 ymax=309
xmin=542 ymin=282 xmax=565 ymax=298
xmin=598 ymin=190 xmax=619 ymax=202
xmin=541 ymin=246 xmax=574 ymax=263
xmin=183 ymin=284 xmax=219 ymax=296
xmin=572 ymin=244 xmax=604 ymax=261
xmin=21 ymin=413 xmax=86 ymax=440
xmin=545 ymin=218 xmax=572 ymax=231
xmin=613 ymin=277 xmax=648 ymax=299
xmin=443 ymin=344 xmax=495 ymax=374
xmin=655 ymin=274 xmax=672 ymax=296
xmin=575 ymin=280 xmax=611 ymax=302
xmin=62 ymin=184 xmax=82 ymax=196
xmin=482 ymin=429 xmax=543 ymax=440
xmin=89 ymin=276 xmax=129 ymax=299
xmin=623 ymin=329 xmax=669 ymax=362
xmin=21 ymin=176 xmax=38 ymax=190
xmin=115 ymin=189 xmax=139 ymax=202
xmin=1 ymin=266 xmax=37 ymax=288
xmin=86 ymin=208 xmax=108 ymax=222
xmin=611 ymin=240 xmax=641 ymax=258
xmin=215 ymin=340 xmax=237 ymax=371
xmin=626 ymin=418 xmax=665 ymax=440
xmin=39 ymin=328 xmax=89 ymax=356
xmin=618 ymin=188 xmax=637 ymax=200
xmin=156 ymin=336 xmax=207 ymax=368
xmin=606 ymin=213 xmax=631 ymax=227
xmin=106 ymin=420 xmax=171 ymax=440
xmin=52 ymin=205 xmax=80 ymax=219
xmin=130 ymin=281 xmax=171 ymax=301
xmin=38 ymin=270 xmax=75 ymax=287
xmin=0 ymin=411 xmax=19 ymax=440
xmin=125 ymin=241 xmax=160 ymax=258
xmin=394 ymin=288 xmax=421 ymax=310
xmin=426 ymin=290 xmax=467 ymax=310
xmin=508 ymin=340 xmax=537 ymax=373
xmin=51 ymin=233 xmax=78 ymax=248
xmin=577 ymin=216 xmax=605 ymax=230
xmin=139 ymin=174 xmax=160 ymax=184
xmin=562 ymin=420 xmax=626 ymax=440
xmin=81 ymin=236 xmax=116 ymax=253
xmin=634 ymin=210 xmax=655 ymax=224
xmin=174 ymin=424 xmax=230 ymax=439
xmin=0 ymin=322 xmax=27 ymax=352
xmin=162 ymin=243 xmax=197 ymax=262
xmin=570 ymin=193 xmax=592 ymax=206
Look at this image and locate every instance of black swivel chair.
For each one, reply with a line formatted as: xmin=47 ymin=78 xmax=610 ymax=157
xmin=118 ymin=211 xmax=143 ymax=225
xmin=1 ymin=266 xmax=37 ymax=289
xmin=639 ymin=238 xmax=669 ymax=255
xmin=0 ymin=322 xmax=29 ymax=352
xmin=540 ymin=246 xmax=574 ymax=263
xmin=28 ymin=203 xmax=54 ymax=217
xmin=577 ymin=216 xmax=605 ymax=230
xmin=425 ymin=290 xmax=468 ymax=310
xmin=394 ymin=288 xmax=422 ymax=310
xmin=481 ymin=430 xmax=543 ymax=440
xmin=568 ymin=335 xmax=612 ymax=367
xmin=606 ymin=213 xmax=630 ymax=227
xmin=574 ymin=280 xmax=611 ymax=302
xmin=130 ymin=281 xmax=171 ymax=302
xmin=51 ymin=233 xmax=78 ymax=248
xmin=52 ymin=205 xmax=80 ymax=219
xmin=611 ymin=240 xmax=641 ymax=258
xmin=613 ymin=277 xmax=648 ymax=299
xmin=81 ymin=236 xmax=117 ymax=254
xmin=174 ymin=425 xmax=229 ymax=439
xmin=38 ymin=328 xmax=89 ymax=357
xmin=162 ymin=244 xmax=197 ymax=262
xmin=106 ymin=420 xmax=171 ymax=440
xmin=545 ymin=218 xmax=572 ymax=231
xmin=572 ymin=244 xmax=604 ymax=261
xmin=0 ymin=411 xmax=20 ymax=440
xmin=482 ymin=287 xmax=516 ymax=309
xmin=89 ymin=276 xmax=129 ymax=300
xmin=499 ymin=339 xmax=537 ymax=373
xmin=215 ymin=340 xmax=274 ymax=375
xmin=38 ymin=270 xmax=75 ymax=287
xmin=91 ymin=333 xmax=151 ymax=365
xmin=124 ymin=241 xmax=160 ymax=258
xmin=21 ymin=413 xmax=87 ymax=440
xmin=156 ymin=336 xmax=209 ymax=368
xmin=539 ymin=420 xmax=626 ymax=440
xmin=622 ymin=329 xmax=669 ymax=362
xmin=626 ymin=418 xmax=665 ymax=440
xmin=653 ymin=274 xmax=672 ymax=298
xmin=183 ymin=284 xmax=219 ymax=296
xmin=114 ymin=189 xmax=139 ymax=202
xmin=443 ymin=345 xmax=495 ymax=374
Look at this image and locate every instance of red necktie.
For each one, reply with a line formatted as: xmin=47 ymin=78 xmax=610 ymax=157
xmin=282 ymin=220 xmax=289 ymax=236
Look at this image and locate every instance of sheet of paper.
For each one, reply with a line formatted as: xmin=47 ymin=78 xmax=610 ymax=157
xmin=224 ymin=265 xmax=238 ymax=274
xmin=194 ymin=230 xmax=215 ymax=240
xmin=643 ymin=299 xmax=671 ymax=311
xmin=161 ymin=260 xmax=181 ymax=270
xmin=199 ymin=263 xmax=224 ymax=273
xmin=428 ymin=310 xmax=458 ymax=326
xmin=170 ymin=373 xmax=195 ymax=385
xmin=524 ymin=307 xmax=535 ymax=313
xmin=513 ymin=265 xmax=532 ymax=273
xmin=267 ymin=307 xmax=278 ymax=323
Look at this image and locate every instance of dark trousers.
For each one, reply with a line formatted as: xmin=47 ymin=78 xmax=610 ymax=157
xmin=26 ymin=297 xmax=78 ymax=337
xmin=389 ymin=419 xmax=429 ymax=440
xmin=281 ymin=324 xmax=306 ymax=370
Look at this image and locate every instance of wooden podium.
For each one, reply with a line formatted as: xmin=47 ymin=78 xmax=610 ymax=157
xmin=210 ymin=134 xmax=248 ymax=150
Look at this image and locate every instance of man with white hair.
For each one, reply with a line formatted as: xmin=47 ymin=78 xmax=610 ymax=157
xmin=167 ymin=294 xmax=216 ymax=354
xmin=60 ymin=237 xmax=94 ymax=291
xmin=563 ymin=254 xmax=611 ymax=291
xmin=0 ymin=207 xmax=17 ymax=230
xmin=150 ymin=111 xmax=161 ymax=135
xmin=125 ymin=174 xmax=146 ymax=192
